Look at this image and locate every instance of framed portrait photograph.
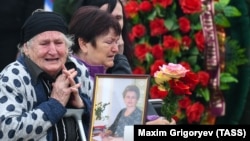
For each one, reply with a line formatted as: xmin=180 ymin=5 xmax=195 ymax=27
xmin=89 ymin=74 xmax=150 ymax=141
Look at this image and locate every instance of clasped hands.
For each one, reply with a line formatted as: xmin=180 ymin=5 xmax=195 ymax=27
xmin=50 ymin=65 xmax=84 ymax=108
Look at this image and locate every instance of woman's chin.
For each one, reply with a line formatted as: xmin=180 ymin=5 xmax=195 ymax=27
xmin=105 ymin=62 xmax=114 ymax=68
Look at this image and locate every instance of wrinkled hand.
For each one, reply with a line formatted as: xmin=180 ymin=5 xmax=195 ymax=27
xmin=50 ymin=65 xmax=83 ymax=108
xmin=146 ymin=117 xmax=176 ymax=125
xmin=62 ymin=66 xmax=84 ymax=108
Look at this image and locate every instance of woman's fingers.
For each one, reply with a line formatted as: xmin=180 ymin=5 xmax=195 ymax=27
xmin=62 ymin=66 xmax=78 ymax=87
xmin=68 ymin=83 xmax=84 ymax=108
xmin=59 ymin=64 xmax=84 ymax=108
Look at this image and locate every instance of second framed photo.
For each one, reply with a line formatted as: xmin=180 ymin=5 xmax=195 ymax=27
xmin=89 ymin=74 xmax=150 ymax=141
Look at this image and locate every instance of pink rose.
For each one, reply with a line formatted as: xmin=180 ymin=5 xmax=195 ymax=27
xmin=159 ymin=63 xmax=189 ymax=80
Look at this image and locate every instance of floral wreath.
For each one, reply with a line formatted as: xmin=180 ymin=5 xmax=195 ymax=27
xmin=124 ymin=0 xmax=247 ymax=124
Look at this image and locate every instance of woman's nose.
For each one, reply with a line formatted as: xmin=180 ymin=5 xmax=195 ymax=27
xmin=48 ymin=43 xmax=57 ymax=54
xmin=111 ymin=42 xmax=119 ymax=53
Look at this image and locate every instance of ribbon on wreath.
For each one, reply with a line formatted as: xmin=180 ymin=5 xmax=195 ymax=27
xmin=200 ymin=0 xmax=225 ymax=116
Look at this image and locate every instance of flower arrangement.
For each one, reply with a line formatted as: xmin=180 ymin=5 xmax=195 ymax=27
xmin=124 ymin=0 xmax=246 ymax=124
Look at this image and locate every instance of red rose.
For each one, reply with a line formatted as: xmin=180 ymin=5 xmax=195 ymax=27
xmin=179 ymin=0 xmax=202 ymax=14
xmin=149 ymin=18 xmax=168 ymax=36
xmin=197 ymin=71 xmax=210 ymax=87
xmin=182 ymin=36 xmax=192 ymax=48
xmin=178 ymin=96 xmax=191 ymax=109
xmin=186 ymin=102 xmax=205 ymax=124
xmin=151 ymin=44 xmax=164 ymax=60
xmin=124 ymin=1 xmax=140 ymax=18
xmin=180 ymin=61 xmax=191 ymax=70
xmin=178 ymin=17 xmax=191 ymax=33
xmin=163 ymin=35 xmax=180 ymax=51
xmin=139 ymin=1 xmax=153 ymax=12
xmin=134 ymin=43 xmax=151 ymax=62
xmin=169 ymin=80 xmax=192 ymax=95
xmin=131 ymin=24 xmax=146 ymax=38
xmin=133 ymin=66 xmax=146 ymax=74
xmin=150 ymin=85 xmax=168 ymax=99
xmin=150 ymin=59 xmax=166 ymax=76
xmin=180 ymin=71 xmax=199 ymax=91
xmin=194 ymin=30 xmax=205 ymax=52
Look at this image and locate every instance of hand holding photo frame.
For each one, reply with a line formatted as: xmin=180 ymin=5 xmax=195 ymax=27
xmin=89 ymin=74 xmax=150 ymax=141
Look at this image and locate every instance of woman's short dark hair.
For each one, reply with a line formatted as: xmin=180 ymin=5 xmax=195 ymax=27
xmin=69 ymin=6 xmax=121 ymax=53
xmin=122 ymin=85 xmax=140 ymax=100
xmin=82 ymin=0 xmax=134 ymax=66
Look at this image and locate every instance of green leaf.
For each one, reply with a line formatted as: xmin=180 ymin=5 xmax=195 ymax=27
xmin=165 ymin=18 xmax=178 ymax=31
xmin=147 ymin=10 xmax=157 ymax=20
xmin=191 ymin=64 xmax=201 ymax=72
xmin=220 ymin=83 xmax=230 ymax=90
xmin=225 ymin=38 xmax=249 ymax=75
xmin=137 ymin=36 xmax=147 ymax=44
xmin=219 ymin=72 xmax=238 ymax=90
xmin=214 ymin=13 xmax=231 ymax=27
xmin=131 ymin=14 xmax=140 ymax=24
xmin=165 ymin=13 xmax=178 ymax=31
xmin=156 ymin=6 xmax=164 ymax=17
xmin=198 ymin=88 xmax=210 ymax=102
xmin=191 ymin=23 xmax=202 ymax=30
xmin=186 ymin=56 xmax=198 ymax=65
xmin=215 ymin=2 xmax=224 ymax=12
xmin=223 ymin=6 xmax=242 ymax=17
xmin=218 ymin=0 xmax=230 ymax=7
xmin=220 ymin=73 xmax=238 ymax=83
xmin=145 ymin=53 xmax=154 ymax=70
xmin=189 ymin=46 xmax=200 ymax=55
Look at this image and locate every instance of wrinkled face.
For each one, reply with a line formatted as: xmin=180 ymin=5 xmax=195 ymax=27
xmin=124 ymin=91 xmax=138 ymax=108
xmin=23 ymin=31 xmax=68 ymax=77
xmin=100 ymin=2 xmax=124 ymax=53
xmin=82 ymin=28 xmax=119 ymax=69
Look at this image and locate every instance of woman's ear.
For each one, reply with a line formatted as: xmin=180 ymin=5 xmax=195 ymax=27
xmin=78 ymin=38 xmax=88 ymax=53
xmin=23 ymin=43 xmax=29 ymax=56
